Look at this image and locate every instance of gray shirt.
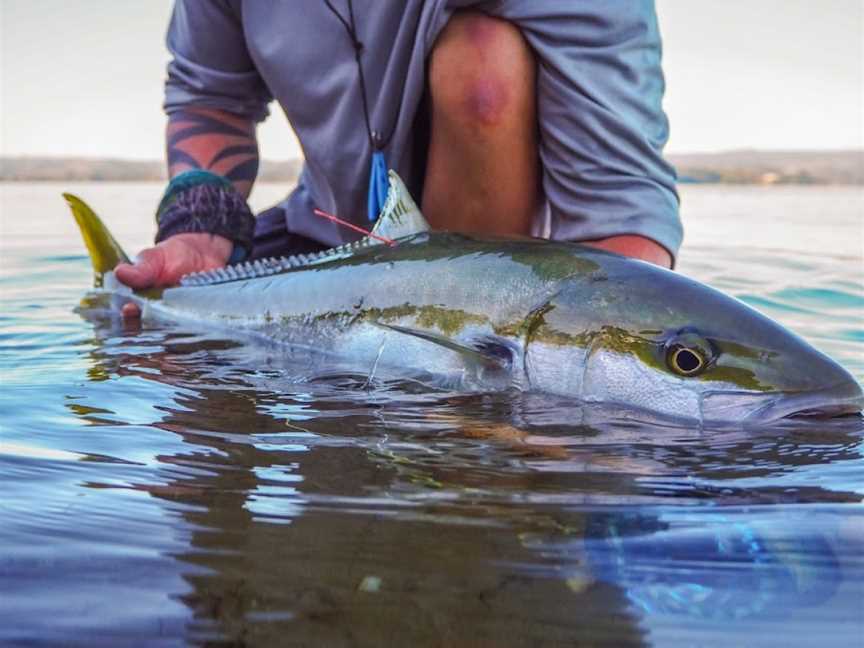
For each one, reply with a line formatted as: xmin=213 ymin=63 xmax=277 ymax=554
xmin=165 ymin=0 xmax=682 ymax=257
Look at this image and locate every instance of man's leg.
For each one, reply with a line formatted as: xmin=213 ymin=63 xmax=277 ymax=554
xmin=422 ymin=11 xmax=672 ymax=268
xmin=423 ymin=12 xmax=538 ymax=237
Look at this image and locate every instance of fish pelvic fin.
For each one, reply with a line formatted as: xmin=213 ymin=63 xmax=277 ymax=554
xmin=372 ymin=322 xmax=509 ymax=372
xmin=370 ymin=171 xmax=431 ymax=242
xmin=63 ymin=193 xmax=131 ymax=287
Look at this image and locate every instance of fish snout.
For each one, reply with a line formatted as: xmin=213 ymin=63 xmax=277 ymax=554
xmin=743 ymin=342 xmax=864 ymax=423
xmin=700 ymin=377 xmax=864 ymax=426
xmin=748 ymin=379 xmax=864 ymax=422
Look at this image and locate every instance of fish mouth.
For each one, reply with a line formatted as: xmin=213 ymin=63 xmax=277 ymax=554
xmin=745 ymin=381 xmax=864 ymax=423
xmin=699 ymin=381 xmax=864 ymax=426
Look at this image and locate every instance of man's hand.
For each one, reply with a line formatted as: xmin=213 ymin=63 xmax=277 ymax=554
xmin=115 ymin=233 xmax=232 ymax=318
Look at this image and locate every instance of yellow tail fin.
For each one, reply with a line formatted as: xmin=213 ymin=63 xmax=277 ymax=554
xmin=63 ymin=193 xmax=130 ymax=287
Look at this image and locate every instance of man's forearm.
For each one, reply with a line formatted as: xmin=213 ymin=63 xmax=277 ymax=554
xmin=582 ymin=235 xmax=672 ymax=269
xmin=166 ymin=107 xmax=259 ymax=198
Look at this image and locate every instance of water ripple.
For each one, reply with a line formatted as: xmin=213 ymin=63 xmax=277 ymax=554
xmin=2 ymin=184 xmax=863 ymax=645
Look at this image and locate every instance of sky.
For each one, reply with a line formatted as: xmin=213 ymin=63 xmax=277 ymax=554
xmin=1 ymin=0 xmax=861 ymax=159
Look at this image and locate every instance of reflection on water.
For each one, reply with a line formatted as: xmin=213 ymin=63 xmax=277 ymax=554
xmin=1 ymin=183 xmax=863 ymax=646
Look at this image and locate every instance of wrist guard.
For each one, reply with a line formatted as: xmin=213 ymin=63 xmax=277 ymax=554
xmin=155 ymin=170 xmax=254 ymax=260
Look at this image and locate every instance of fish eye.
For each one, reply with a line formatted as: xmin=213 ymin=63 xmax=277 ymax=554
xmin=667 ymin=345 xmax=706 ymax=376
xmin=664 ymin=330 xmax=714 ymax=377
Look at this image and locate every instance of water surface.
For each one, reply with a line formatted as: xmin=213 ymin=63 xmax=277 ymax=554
xmin=1 ymin=183 xmax=863 ymax=646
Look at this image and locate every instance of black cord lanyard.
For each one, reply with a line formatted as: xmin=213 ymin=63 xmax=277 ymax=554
xmin=322 ymin=0 xmax=391 ymax=152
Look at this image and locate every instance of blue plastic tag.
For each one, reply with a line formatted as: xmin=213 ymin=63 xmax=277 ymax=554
xmin=367 ymin=150 xmax=389 ymax=223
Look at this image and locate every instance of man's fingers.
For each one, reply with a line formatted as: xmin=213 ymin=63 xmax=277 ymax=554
xmin=115 ymin=263 xmax=150 ymax=289
xmin=121 ymin=301 xmax=142 ymax=319
xmin=115 ymin=250 xmax=160 ymax=320
xmin=115 ymin=248 xmax=164 ymax=289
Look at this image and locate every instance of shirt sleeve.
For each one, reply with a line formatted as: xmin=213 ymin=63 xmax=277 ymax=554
xmin=164 ymin=0 xmax=272 ymax=122
xmin=488 ymin=0 xmax=682 ymax=258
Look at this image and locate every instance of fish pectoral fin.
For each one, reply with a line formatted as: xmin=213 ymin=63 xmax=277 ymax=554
xmin=371 ymin=322 xmax=509 ymax=371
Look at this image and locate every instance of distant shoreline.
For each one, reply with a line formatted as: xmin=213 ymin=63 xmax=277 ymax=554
xmin=668 ymin=149 xmax=863 ymax=185
xmin=2 ymin=150 xmax=861 ymax=185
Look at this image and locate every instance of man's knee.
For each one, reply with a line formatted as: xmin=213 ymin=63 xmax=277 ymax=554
xmin=428 ymin=12 xmax=535 ymax=130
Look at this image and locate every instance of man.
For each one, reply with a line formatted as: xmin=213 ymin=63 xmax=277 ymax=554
xmin=117 ymin=1 xmax=680 ymax=317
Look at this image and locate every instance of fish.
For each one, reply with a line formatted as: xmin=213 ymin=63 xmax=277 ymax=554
xmin=63 ymin=172 xmax=863 ymax=427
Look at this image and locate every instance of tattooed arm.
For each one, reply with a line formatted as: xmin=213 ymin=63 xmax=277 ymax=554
xmin=115 ymin=107 xmax=259 ymax=316
xmin=166 ymin=107 xmax=259 ymax=198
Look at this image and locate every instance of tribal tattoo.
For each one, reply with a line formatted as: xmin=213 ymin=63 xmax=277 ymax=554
xmin=166 ymin=107 xmax=259 ymax=198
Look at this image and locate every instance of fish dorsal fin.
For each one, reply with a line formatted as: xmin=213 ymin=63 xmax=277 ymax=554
xmin=180 ymin=172 xmax=427 ymax=287
xmin=369 ymin=171 xmax=430 ymax=243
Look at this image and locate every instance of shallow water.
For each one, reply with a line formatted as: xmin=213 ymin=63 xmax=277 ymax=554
xmin=1 ymin=182 xmax=863 ymax=646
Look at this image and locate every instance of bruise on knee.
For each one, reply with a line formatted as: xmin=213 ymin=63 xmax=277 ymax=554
xmin=429 ymin=11 xmax=536 ymax=130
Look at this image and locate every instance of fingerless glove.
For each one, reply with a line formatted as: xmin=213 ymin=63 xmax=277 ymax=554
xmin=155 ymin=170 xmax=254 ymax=261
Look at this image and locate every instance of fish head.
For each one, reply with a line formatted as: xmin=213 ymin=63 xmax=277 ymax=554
xmin=524 ymin=259 xmax=863 ymax=426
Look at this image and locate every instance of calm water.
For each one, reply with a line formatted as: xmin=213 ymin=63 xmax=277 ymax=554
xmin=1 ymin=183 xmax=863 ymax=647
